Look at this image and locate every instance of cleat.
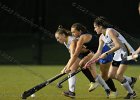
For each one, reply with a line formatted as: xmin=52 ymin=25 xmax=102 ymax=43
xmin=130 ymin=77 xmax=137 ymax=89
xmin=109 ymin=91 xmax=118 ymax=98
xmin=63 ymin=90 xmax=75 ymax=98
xmin=88 ymin=82 xmax=100 ymax=92
xmin=105 ymin=89 xmax=110 ymax=98
xmin=124 ymin=91 xmax=136 ymax=99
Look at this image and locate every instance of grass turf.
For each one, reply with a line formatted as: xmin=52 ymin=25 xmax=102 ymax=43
xmin=0 ymin=65 xmax=140 ymax=100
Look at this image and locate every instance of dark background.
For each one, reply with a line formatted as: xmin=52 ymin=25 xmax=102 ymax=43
xmin=0 ymin=0 xmax=139 ymax=65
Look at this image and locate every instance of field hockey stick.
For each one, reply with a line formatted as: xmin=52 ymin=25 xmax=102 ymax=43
xmin=57 ymin=58 xmax=99 ymax=88
xmin=21 ymin=73 xmax=65 ymax=99
xmin=122 ymin=54 xmax=140 ymax=62
xmin=57 ymin=68 xmax=83 ymax=88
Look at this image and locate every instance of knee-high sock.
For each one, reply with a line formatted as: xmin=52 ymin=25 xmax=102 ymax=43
xmin=68 ymin=74 xmax=76 ymax=92
xmin=105 ymin=78 xmax=116 ymax=92
xmin=95 ymin=75 xmax=110 ymax=90
xmin=124 ymin=76 xmax=132 ymax=83
xmin=121 ymin=78 xmax=133 ymax=93
xmin=81 ymin=68 xmax=95 ymax=82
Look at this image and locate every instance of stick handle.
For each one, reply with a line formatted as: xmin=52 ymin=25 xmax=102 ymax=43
xmin=57 ymin=68 xmax=82 ymax=86
xmin=127 ymin=54 xmax=138 ymax=60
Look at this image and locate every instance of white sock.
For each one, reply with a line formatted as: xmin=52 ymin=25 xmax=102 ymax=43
xmin=68 ymin=74 xmax=76 ymax=92
xmin=122 ymin=80 xmax=133 ymax=93
xmin=124 ymin=76 xmax=132 ymax=83
xmin=95 ymin=74 xmax=110 ymax=90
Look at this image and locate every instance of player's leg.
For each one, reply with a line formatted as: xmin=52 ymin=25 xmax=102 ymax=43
xmin=63 ymin=58 xmax=80 ymax=98
xmin=116 ymin=64 xmax=136 ymax=99
xmin=79 ymin=53 xmax=97 ymax=77
xmin=100 ymin=62 xmax=117 ymax=98
xmin=108 ymin=62 xmax=120 ymax=98
xmin=108 ymin=61 xmax=118 ymax=79
xmin=78 ymin=52 xmax=96 ymax=85
xmin=124 ymin=76 xmax=137 ymax=89
xmin=79 ymin=53 xmax=99 ymax=92
xmin=99 ymin=45 xmax=117 ymax=97
xmin=121 ymin=58 xmax=137 ymax=89
xmin=80 ymin=53 xmax=110 ymax=96
xmin=99 ymin=45 xmax=112 ymax=80
xmin=99 ymin=63 xmax=110 ymax=80
xmin=81 ymin=68 xmax=96 ymax=83
xmin=108 ymin=59 xmax=137 ymax=99
xmin=109 ymin=61 xmax=133 ymax=86
xmin=123 ymin=54 xmax=139 ymax=88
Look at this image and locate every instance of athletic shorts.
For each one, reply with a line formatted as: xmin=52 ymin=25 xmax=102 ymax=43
xmin=112 ymin=54 xmax=139 ymax=67
xmin=78 ymin=51 xmax=90 ymax=59
xmin=112 ymin=60 xmax=135 ymax=67
xmin=98 ymin=45 xmax=113 ymax=64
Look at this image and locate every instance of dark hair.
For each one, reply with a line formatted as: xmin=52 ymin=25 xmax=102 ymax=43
xmin=55 ymin=25 xmax=72 ymax=36
xmin=71 ymin=23 xmax=88 ymax=33
xmin=94 ymin=16 xmax=113 ymax=29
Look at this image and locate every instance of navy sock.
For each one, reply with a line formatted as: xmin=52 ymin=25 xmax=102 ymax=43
xmin=106 ymin=78 xmax=116 ymax=92
xmin=82 ymin=69 xmax=95 ymax=82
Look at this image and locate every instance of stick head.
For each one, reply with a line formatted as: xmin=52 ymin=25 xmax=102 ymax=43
xmin=21 ymin=91 xmax=27 ymax=99
xmin=57 ymin=83 xmax=63 ymax=88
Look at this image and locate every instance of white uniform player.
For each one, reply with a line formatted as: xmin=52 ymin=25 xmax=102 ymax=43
xmin=101 ymin=28 xmax=134 ymax=61
xmin=85 ymin=16 xmax=137 ymax=99
xmin=64 ymin=36 xmax=75 ymax=49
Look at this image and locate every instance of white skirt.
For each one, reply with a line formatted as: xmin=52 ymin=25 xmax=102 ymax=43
xmin=113 ymin=48 xmax=128 ymax=61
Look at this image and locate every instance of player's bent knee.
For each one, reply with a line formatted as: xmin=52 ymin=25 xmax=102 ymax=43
xmin=115 ymin=74 xmax=123 ymax=81
xmin=79 ymin=61 xmax=85 ymax=67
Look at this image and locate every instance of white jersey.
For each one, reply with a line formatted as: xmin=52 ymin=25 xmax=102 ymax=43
xmin=64 ymin=36 xmax=75 ymax=49
xmin=101 ymin=28 xmax=134 ymax=61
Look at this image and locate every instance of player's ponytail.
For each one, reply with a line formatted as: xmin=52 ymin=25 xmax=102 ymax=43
xmin=58 ymin=25 xmax=63 ymax=29
xmin=55 ymin=25 xmax=72 ymax=36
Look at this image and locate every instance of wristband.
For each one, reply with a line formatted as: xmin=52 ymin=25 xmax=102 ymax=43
xmin=106 ymin=53 xmax=109 ymax=56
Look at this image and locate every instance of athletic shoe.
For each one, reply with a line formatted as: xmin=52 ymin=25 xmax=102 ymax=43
xmin=124 ymin=91 xmax=136 ymax=99
xmin=88 ymin=82 xmax=100 ymax=92
xmin=63 ymin=90 xmax=75 ymax=98
xmin=105 ymin=89 xmax=111 ymax=98
xmin=130 ymin=77 xmax=137 ymax=89
xmin=109 ymin=91 xmax=118 ymax=98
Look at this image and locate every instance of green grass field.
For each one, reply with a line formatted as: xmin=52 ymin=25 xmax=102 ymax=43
xmin=0 ymin=65 xmax=140 ymax=100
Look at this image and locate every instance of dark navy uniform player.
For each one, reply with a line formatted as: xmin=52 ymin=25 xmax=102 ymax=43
xmin=72 ymin=23 xmax=117 ymax=97
xmin=65 ymin=23 xmax=116 ymax=98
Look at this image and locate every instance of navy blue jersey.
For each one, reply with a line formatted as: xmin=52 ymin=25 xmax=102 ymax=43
xmin=82 ymin=33 xmax=99 ymax=53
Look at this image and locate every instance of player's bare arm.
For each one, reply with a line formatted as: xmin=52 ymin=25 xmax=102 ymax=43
xmin=104 ymin=29 xmax=121 ymax=55
xmin=66 ymin=34 xmax=91 ymax=69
